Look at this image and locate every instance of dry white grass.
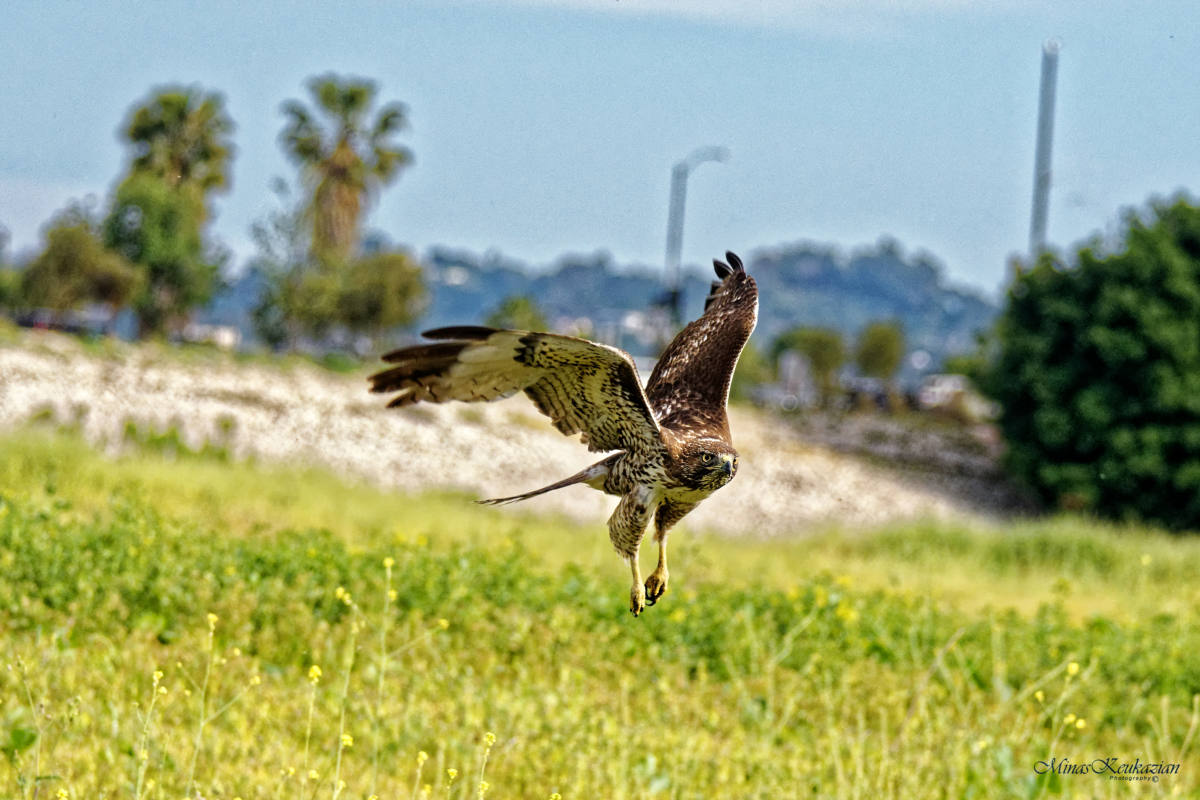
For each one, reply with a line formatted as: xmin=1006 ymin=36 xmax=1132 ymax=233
xmin=0 ymin=332 xmax=1018 ymax=537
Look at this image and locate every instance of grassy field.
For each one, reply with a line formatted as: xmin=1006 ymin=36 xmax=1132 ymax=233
xmin=2 ymin=426 xmax=1200 ymax=799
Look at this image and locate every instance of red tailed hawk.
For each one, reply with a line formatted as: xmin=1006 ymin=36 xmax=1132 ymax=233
xmin=369 ymin=251 xmax=758 ymax=615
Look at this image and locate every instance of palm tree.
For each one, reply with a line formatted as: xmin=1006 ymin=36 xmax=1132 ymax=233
xmin=280 ymin=74 xmax=413 ymax=264
xmin=122 ymin=87 xmax=235 ymax=217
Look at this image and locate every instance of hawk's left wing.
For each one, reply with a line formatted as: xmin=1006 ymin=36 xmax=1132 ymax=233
xmin=645 ymin=251 xmax=758 ymax=436
xmin=369 ymin=326 xmax=664 ymax=456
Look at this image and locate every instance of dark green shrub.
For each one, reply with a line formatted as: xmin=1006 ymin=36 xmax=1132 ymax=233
xmin=989 ymin=196 xmax=1200 ymax=529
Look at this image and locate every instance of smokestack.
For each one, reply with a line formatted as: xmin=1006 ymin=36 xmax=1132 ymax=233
xmin=1029 ymin=39 xmax=1061 ymax=258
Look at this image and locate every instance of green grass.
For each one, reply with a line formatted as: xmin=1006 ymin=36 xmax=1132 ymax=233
xmin=2 ymin=428 xmax=1199 ymax=798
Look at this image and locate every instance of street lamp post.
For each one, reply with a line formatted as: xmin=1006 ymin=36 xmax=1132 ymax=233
xmin=1029 ymin=39 xmax=1061 ymax=259
xmin=663 ymin=146 xmax=729 ymax=324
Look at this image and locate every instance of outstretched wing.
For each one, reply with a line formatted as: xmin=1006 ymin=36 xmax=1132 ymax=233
xmin=645 ymin=251 xmax=758 ymax=436
xmin=369 ymin=326 xmax=664 ymax=455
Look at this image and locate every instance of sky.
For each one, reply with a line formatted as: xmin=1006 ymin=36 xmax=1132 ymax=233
xmin=1 ymin=0 xmax=1198 ymax=298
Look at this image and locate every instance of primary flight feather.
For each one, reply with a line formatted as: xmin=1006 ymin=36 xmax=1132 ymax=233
xmin=369 ymin=251 xmax=758 ymax=615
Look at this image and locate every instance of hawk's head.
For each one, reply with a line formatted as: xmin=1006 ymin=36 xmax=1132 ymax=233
xmin=673 ymin=439 xmax=740 ymax=492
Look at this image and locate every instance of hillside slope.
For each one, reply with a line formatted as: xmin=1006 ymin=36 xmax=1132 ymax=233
xmin=0 ymin=332 xmax=1022 ymax=536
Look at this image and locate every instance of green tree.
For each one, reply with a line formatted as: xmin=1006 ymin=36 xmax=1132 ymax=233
xmin=0 ymin=270 xmax=21 ymax=313
xmin=338 ymin=251 xmax=426 ymax=342
xmin=728 ymin=342 xmax=774 ymax=404
xmin=772 ymin=326 xmax=845 ymax=406
xmin=105 ymin=174 xmax=220 ymax=336
xmin=941 ymin=336 xmax=994 ymax=389
xmin=106 ymin=86 xmax=233 ymax=337
xmin=289 ymin=269 xmax=343 ymax=340
xmin=249 ymin=183 xmax=425 ymax=349
xmin=855 ymin=321 xmax=905 ymax=381
xmin=21 ymin=204 xmax=139 ymax=322
xmin=249 ymin=181 xmax=312 ymax=349
xmin=485 ymin=295 xmax=549 ymax=331
xmin=122 ymin=86 xmax=234 ymax=219
xmin=990 ymin=196 xmax=1200 ymax=528
xmin=280 ymin=74 xmax=412 ymax=263
xmin=0 ymin=227 xmax=20 ymax=312
xmin=248 ymin=272 xmax=290 ymax=351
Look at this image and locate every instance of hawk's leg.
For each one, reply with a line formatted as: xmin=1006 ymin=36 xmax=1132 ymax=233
xmin=644 ymin=533 xmax=668 ymax=607
xmin=608 ymin=489 xmax=656 ymax=616
xmin=645 ymin=500 xmax=698 ymax=607
xmin=627 ymin=556 xmax=645 ymax=618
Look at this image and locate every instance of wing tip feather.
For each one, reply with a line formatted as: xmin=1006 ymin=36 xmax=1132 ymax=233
xmin=420 ymin=325 xmax=497 ymax=341
xmin=713 ymin=251 xmax=745 ymax=280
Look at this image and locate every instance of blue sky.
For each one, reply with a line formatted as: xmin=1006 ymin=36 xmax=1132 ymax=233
xmin=1 ymin=0 xmax=1197 ymax=296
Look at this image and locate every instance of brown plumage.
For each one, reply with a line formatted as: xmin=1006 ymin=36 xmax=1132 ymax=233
xmin=370 ymin=251 xmax=758 ymax=615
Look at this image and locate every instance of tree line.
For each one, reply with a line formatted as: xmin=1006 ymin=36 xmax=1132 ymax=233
xmin=0 ymin=75 xmax=425 ymax=348
xmin=4 ymin=74 xmax=1199 ymax=531
xmin=726 ymin=319 xmax=906 ymax=408
xmin=743 ymin=195 xmax=1200 ymax=533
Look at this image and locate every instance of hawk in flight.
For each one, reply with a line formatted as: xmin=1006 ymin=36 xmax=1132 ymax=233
xmin=369 ymin=252 xmax=757 ymax=615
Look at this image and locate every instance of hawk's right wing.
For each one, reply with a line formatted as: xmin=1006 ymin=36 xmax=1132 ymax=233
xmin=370 ymin=327 xmax=664 ymax=456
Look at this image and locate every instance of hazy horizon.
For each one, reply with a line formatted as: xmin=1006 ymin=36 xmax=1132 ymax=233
xmin=2 ymin=0 xmax=1198 ymax=298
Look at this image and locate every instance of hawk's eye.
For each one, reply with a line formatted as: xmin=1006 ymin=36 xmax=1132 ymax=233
xmin=701 ymin=452 xmax=715 ymax=465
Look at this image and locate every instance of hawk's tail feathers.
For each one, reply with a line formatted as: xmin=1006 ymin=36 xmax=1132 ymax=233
xmin=475 ymin=458 xmax=613 ymax=506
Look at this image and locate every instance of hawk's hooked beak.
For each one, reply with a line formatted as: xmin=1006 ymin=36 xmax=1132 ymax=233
xmin=720 ymin=455 xmax=735 ymax=477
